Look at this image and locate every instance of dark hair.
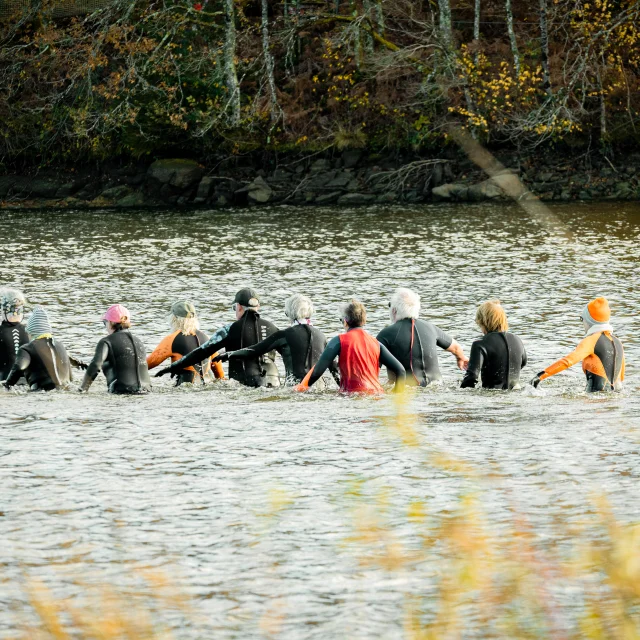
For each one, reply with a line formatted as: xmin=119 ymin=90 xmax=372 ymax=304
xmin=111 ymin=320 xmax=131 ymax=331
xmin=341 ymin=299 xmax=367 ymax=328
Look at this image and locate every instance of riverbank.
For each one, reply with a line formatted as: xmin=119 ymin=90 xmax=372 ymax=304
xmin=2 ymin=149 xmax=640 ymax=210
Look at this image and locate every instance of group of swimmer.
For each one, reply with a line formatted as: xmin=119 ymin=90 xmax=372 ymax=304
xmin=0 ymin=286 xmax=626 ymax=396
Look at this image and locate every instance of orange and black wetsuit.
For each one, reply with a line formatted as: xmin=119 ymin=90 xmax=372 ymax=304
xmin=539 ymin=330 xmax=625 ymax=392
xmin=147 ymin=329 xmax=224 ymax=385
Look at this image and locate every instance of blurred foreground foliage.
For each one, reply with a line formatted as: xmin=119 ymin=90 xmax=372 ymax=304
xmin=0 ymin=0 xmax=639 ymax=167
xmin=16 ymin=391 xmax=640 ymax=638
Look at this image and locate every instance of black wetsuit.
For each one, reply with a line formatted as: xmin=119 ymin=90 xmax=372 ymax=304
xmin=586 ymin=333 xmax=625 ymax=392
xmin=229 ymin=324 xmax=339 ymax=386
xmin=4 ymin=337 xmax=72 ymax=391
xmin=0 ymin=321 xmax=29 ymax=381
xmin=461 ymin=331 xmax=527 ymax=390
xmin=376 ymin=318 xmax=453 ymax=386
xmin=167 ymin=310 xmax=279 ymax=387
xmin=82 ymin=329 xmax=151 ymax=394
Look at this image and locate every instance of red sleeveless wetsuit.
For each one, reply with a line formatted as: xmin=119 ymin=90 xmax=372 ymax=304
xmin=338 ymin=329 xmax=383 ymax=394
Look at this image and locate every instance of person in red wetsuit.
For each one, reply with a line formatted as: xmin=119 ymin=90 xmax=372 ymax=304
xmin=531 ymin=296 xmax=625 ymax=392
xmin=296 ymin=299 xmax=405 ymax=394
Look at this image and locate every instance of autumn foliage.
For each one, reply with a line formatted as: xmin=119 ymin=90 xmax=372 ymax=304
xmin=0 ymin=0 xmax=638 ymax=166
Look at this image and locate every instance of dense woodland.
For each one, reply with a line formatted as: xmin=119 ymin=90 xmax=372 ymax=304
xmin=0 ymin=0 xmax=639 ymax=167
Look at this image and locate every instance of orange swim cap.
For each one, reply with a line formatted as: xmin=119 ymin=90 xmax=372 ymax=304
xmin=585 ymin=297 xmax=611 ymax=323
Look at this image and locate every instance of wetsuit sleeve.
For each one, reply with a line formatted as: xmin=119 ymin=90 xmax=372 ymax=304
xmin=434 ymin=326 xmax=454 ymax=350
xmin=379 ymin=343 xmax=405 ymax=388
xmin=147 ymin=333 xmax=177 ymax=369
xmin=229 ymin=331 xmax=287 ymax=359
xmin=169 ymin=335 xmax=228 ymax=373
xmin=521 ymin=342 xmax=528 ymax=369
xmin=4 ymin=347 xmax=31 ymax=388
xmin=460 ymin=340 xmax=484 ymax=388
xmin=308 ymin=336 xmax=341 ymax=387
xmin=81 ymin=340 xmax=109 ymax=391
xmin=540 ymin=333 xmax=599 ymax=381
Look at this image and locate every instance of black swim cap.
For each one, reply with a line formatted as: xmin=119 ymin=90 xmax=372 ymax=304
xmin=233 ymin=288 xmax=260 ymax=307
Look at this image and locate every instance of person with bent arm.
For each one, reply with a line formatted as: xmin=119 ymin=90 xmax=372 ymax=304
xmin=377 ymin=287 xmax=468 ymax=386
xmin=297 ymin=299 xmax=405 ymax=394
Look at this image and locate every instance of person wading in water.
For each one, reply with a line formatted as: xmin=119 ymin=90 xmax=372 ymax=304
xmin=296 ymin=299 xmax=405 ymax=394
xmin=0 ymin=289 xmax=29 ymax=382
xmin=146 ymin=301 xmax=224 ymax=385
xmin=156 ymin=288 xmax=280 ymax=388
xmin=460 ymin=300 xmax=527 ymax=390
xmin=531 ymin=296 xmax=625 ymax=392
xmin=377 ymin=287 xmax=468 ymax=386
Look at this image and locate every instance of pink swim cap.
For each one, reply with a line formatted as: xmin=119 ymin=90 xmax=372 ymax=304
xmin=102 ymin=304 xmax=131 ymax=323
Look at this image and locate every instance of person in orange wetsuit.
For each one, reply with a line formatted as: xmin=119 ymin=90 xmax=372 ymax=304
xmin=531 ymin=297 xmax=625 ymax=392
xmin=147 ymin=301 xmax=224 ymax=385
xmin=296 ymin=299 xmax=405 ymax=394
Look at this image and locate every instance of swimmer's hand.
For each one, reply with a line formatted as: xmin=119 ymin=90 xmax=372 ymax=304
xmin=456 ymin=356 xmax=469 ymax=371
xmin=530 ymin=372 xmax=544 ymax=388
xmin=155 ymin=367 xmax=171 ymax=378
xmin=70 ymin=356 xmax=88 ymax=370
xmin=212 ymin=352 xmax=230 ymax=363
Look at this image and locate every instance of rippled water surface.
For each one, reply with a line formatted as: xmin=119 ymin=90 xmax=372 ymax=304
xmin=0 ymin=203 xmax=639 ymax=637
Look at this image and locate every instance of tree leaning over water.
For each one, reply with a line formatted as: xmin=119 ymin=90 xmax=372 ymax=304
xmin=0 ymin=0 xmax=638 ymax=165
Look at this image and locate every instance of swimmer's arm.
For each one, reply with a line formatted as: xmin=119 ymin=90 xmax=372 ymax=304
xmin=521 ymin=344 xmax=528 ymax=369
xmin=436 ymin=326 xmax=468 ymax=370
xmin=460 ymin=341 xmax=484 ymax=388
xmin=228 ymin=331 xmax=287 ymax=359
xmin=80 ymin=340 xmax=109 ymax=391
xmin=146 ymin=333 xmax=176 ymax=369
xmin=620 ymin=356 xmax=625 ymax=382
xmin=379 ymin=343 xmax=405 ymax=391
xmin=170 ymin=336 xmax=227 ymax=372
xmin=4 ymin=348 xmax=30 ymax=388
xmin=446 ymin=340 xmax=469 ymax=371
xmin=307 ymin=337 xmax=341 ymax=387
xmin=329 ymin=359 xmax=340 ymax=385
xmin=539 ymin=333 xmax=599 ymax=381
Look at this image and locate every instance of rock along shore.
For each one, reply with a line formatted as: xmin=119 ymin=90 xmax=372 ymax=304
xmin=2 ymin=150 xmax=639 ymax=210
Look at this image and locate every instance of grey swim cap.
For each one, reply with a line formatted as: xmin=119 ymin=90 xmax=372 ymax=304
xmin=26 ymin=306 xmax=52 ymax=337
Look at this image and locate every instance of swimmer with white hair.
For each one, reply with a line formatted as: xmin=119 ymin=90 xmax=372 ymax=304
xmin=376 ymin=287 xmax=468 ymax=386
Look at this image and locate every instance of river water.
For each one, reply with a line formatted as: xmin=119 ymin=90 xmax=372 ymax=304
xmin=0 ymin=203 xmax=639 ymax=637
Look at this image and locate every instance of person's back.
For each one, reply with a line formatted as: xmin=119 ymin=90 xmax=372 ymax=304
xmin=461 ymin=331 xmax=526 ymax=389
xmin=3 ymin=306 xmax=73 ymax=391
xmin=225 ymin=310 xmax=279 ymax=386
xmin=338 ymin=329 xmax=383 ymax=393
xmin=377 ymin=318 xmax=449 ymax=385
xmin=280 ymin=324 xmax=326 ymax=382
xmin=81 ymin=304 xmax=151 ymax=395
xmin=155 ymin=289 xmax=280 ymax=388
xmin=0 ymin=320 xmax=29 ymax=380
xmin=87 ymin=330 xmax=150 ymax=394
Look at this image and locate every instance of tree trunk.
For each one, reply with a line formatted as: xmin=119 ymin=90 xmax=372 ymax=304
xmin=473 ymin=0 xmax=481 ymax=66
xmin=261 ymin=0 xmax=279 ymax=121
xmin=224 ymin=0 xmax=241 ymax=125
xmin=539 ymin=0 xmax=552 ymax=94
xmin=438 ymin=0 xmax=453 ymax=49
xmin=505 ymin=0 xmax=520 ymax=76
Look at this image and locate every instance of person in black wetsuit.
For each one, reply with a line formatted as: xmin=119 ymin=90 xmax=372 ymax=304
xmin=0 ymin=289 xmax=29 ymax=381
xmin=146 ymin=301 xmax=225 ymax=385
xmin=377 ymin=288 xmax=468 ymax=386
xmin=461 ymin=300 xmax=527 ymax=390
xmin=155 ymin=288 xmax=280 ymax=388
xmin=80 ymin=304 xmax=151 ymax=394
xmin=213 ymin=293 xmax=339 ymax=387
xmin=4 ymin=306 xmax=85 ymax=391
